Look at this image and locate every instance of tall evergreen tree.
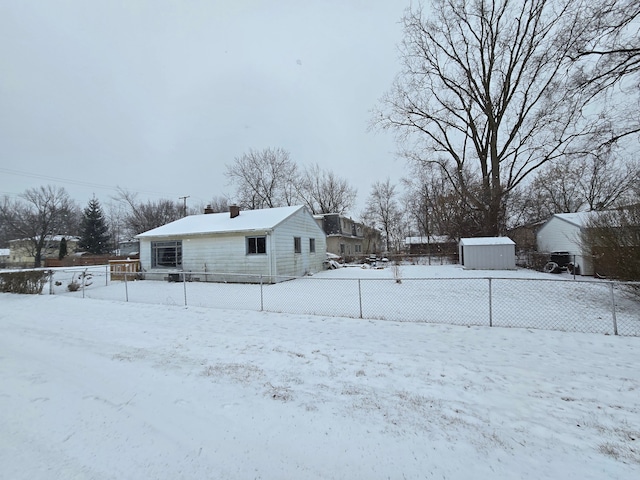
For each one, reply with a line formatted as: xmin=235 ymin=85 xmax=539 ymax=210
xmin=58 ymin=237 xmax=67 ymax=260
xmin=79 ymin=196 xmax=110 ymax=254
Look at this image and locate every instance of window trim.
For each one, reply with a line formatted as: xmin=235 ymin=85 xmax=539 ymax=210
xmin=309 ymin=238 xmax=316 ymax=253
xmin=151 ymin=240 xmax=182 ymax=268
xmin=294 ymin=236 xmax=302 ymax=254
xmin=247 ymin=236 xmax=267 ymax=254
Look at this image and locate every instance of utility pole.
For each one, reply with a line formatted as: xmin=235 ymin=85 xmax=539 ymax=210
xmin=179 ymin=196 xmax=190 ymax=217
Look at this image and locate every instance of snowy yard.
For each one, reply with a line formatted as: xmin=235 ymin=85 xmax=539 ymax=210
xmin=1 ymin=265 xmax=639 ymax=479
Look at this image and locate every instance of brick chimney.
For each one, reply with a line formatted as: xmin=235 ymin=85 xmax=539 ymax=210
xmin=229 ymin=205 xmax=240 ymax=218
xmin=204 ymin=205 xmax=214 ymax=214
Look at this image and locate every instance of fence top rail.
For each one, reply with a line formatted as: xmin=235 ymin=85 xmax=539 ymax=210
xmin=107 ymin=269 xmax=640 ymax=287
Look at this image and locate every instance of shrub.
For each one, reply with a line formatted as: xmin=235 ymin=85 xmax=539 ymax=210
xmin=582 ymin=207 xmax=640 ymax=282
xmin=67 ymin=270 xmax=93 ymax=292
xmin=0 ymin=270 xmax=50 ymax=294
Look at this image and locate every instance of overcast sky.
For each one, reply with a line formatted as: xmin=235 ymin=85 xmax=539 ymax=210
xmin=0 ymin=0 xmax=409 ymax=216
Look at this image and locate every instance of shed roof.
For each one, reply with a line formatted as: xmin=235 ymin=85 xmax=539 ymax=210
xmin=552 ymin=212 xmax=597 ymax=228
xmin=405 ymin=236 xmax=452 ymax=245
xmin=459 ymin=237 xmax=515 ymax=246
xmin=137 ymin=205 xmax=309 ymax=238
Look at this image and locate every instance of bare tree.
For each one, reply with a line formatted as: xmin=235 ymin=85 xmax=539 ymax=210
xmin=297 ymin=164 xmax=357 ymax=214
xmin=513 ymin=150 xmax=638 ymax=225
xmin=0 ymin=186 xmax=78 ymax=267
xmin=376 ymin=0 xmax=606 ymax=236
xmin=116 ymin=189 xmax=184 ymax=237
xmin=363 ymin=179 xmax=403 ymax=252
xmin=578 ymin=152 xmax=638 ymax=210
xmin=206 ymin=195 xmax=230 ymax=214
xmin=104 ymin=201 xmax=127 ymax=251
xmin=225 ymin=148 xmax=299 ymax=209
xmin=403 ymin=162 xmax=486 ymax=241
xmin=190 ymin=196 xmax=230 ymax=216
xmin=520 ymin=160 xmax=585 ymax=223
xmin=570 ymin=0 xmax=640 ymax=145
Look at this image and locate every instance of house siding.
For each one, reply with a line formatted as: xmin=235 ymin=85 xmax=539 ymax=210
xmin=272 ymin=208 xmax=326 ymax=279
xmin=536 ymin=217 xmax=593 ymax=275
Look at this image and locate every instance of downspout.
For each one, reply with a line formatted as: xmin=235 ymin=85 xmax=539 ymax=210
xmin=267 ymin=229 xmax=275 ymax=283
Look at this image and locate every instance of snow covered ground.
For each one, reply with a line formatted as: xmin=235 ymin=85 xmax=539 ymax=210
xmin=1 ymin=264 xmax=639 ymax=479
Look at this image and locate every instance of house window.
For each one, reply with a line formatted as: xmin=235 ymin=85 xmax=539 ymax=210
xmin=340 ymin=243 xmax=345 ymax=254
xmin=247 ymin=236 xmax=266 ymax=254
xmin=355 ymin=244 xmax=362 ymax=253
xmin=151 ymin=241 xmax=182 ymax=268
xmin=294 ymin=236 xmax=301 ymax=253
xmin=309 ymin=238 xmax=316 ymax=253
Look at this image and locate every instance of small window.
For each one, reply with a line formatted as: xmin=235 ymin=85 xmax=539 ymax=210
xmin=294 ymin=236 xmax=301 ymax=253
xmin=355 ymin=244 xmax=362 ymax=253
xmin=247 ymin=236 xmax=266 ymax=254
xmin=309 ymin=238 xmax=316 ymax=253
xmin=340 ymin=243 xmax=345 ymax=254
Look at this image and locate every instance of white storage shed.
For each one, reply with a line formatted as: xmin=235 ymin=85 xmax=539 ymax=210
xmin=136 ymin=205 xmax=327 ymax=283
xmin=459 ymin=237 xmax=516 ymax=270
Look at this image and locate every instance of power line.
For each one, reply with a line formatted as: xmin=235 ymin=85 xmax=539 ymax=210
xmin=0 ymin=167 xmax=184 ymax=199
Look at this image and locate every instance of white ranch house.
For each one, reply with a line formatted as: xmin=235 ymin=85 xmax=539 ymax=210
xmin=136 ymin=205 xmax=327 ymax=283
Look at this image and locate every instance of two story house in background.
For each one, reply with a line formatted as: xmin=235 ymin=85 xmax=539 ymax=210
xmin=314 ymin=213 xmax=382 ymax=261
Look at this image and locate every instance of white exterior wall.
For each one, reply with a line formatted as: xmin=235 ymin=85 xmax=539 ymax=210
xmin=536 ymin=218 xmax=593 ymax=275
xmin=271 ymin=207 xmax=326 ymax=279
xmin=139 ymin=238 xmax=151 ymax=271
xmin=139 ymin=233 xmax=271 ymax=282
xmin=459 ymin=242 xmax=516 ymax=270
xmin=183 ymin=232 xmax=271 ymax=281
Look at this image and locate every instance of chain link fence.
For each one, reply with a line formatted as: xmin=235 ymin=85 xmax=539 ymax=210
xmin=43 ymin=266 xmax=640 ymax=337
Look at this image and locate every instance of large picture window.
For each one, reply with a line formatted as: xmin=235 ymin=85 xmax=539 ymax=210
xmin=151 ymin=241 xmax=182 ymax=268
xmin=247 ymin=236 xmax=266 ymax=254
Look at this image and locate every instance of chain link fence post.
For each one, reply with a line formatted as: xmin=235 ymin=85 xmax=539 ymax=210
xmin=610 ymin=283 xmax=618 ymax=335
xmin=488 ymin=278 xmax=493 ymax=327
xmin=124 ymin=271 xmax=129 ymax=302
xmin=49 ymin=270 xmax=54 ymax=295
xmin=358 ymin=279 xmax=363 ymax=319
xmin=260 ymin=275 xmax=264 ymax=311
xmin=183 ymin=273 xmax=187 ymax=306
